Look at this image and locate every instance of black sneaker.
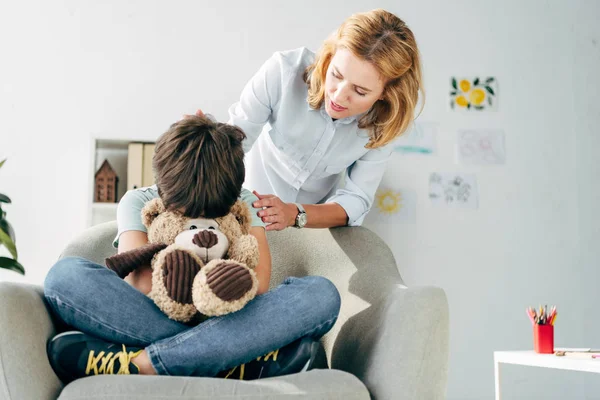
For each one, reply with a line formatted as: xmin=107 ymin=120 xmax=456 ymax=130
xmin=47 ymin=331 xmax=143 ymax=383
xmin=218 ymin=337 xmax=320 ymax=380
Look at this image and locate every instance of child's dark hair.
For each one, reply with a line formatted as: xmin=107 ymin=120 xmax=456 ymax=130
xmin=153 ymin=115 xmax=246 ymax=218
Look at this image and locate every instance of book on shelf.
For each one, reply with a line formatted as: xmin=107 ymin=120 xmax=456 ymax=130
xmin=142 ymin=143 xmax=155 ymax=187
xmin=127 ymin=142 xmax=155 ymax=190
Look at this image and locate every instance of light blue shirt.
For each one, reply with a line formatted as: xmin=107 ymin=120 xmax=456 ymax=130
xmin=113 ymin=186 xmax=265 ymax=248
xmin=228 ymin=47 xmax=395 ymax=226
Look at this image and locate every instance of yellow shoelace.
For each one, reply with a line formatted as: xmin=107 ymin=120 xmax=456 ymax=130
xmin=223 ymin=348 xmax=280 ymax=380
xmin=258 ymin=348 xmax=279 ymax=362
xmin=85 ymin=345 xmax=143 ymax=376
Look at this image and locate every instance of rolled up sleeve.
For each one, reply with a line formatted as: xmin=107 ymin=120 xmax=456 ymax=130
xmin=228 ymin=52 xmax=283 ymax=153
xmin=326 ymin=144 xmax=394 ymax=226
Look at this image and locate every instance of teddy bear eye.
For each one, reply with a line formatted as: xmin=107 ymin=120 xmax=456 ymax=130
xmin=189 ymin=225 xmax=197 ymax=230
xmin=208 ymin=226 xmax=215 ymax=230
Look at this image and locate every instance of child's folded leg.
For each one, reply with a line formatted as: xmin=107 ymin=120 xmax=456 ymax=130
xmin=44 ymin=256 xmax=189 ymax=348
xmin=45 ymin=258 xmax=341 ymax=380
xmin=146 ymin=275 xmax=341 ymax=377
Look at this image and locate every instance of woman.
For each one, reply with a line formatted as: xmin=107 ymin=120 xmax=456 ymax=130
xmin=229 ymin=8 xmax=423 ymax=231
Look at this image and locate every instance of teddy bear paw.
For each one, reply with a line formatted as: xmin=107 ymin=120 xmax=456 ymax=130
xmin=192 ymin=259 xmax=258 ymax=316
xmin=150 ymin=247 xmax=204 ymax=323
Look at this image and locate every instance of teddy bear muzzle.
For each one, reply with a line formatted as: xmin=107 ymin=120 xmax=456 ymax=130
xmin=174 ymin=228 xmax=229 ymax=265
xmin=193 ymin=230 xmax=218 ymax=248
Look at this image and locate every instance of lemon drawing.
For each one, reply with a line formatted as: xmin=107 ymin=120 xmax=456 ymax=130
xmin=469 ymin=88 xmax=486 ymax=105
xmin=459 ymin=79 xmax=471 ymax=92
xmin=375 ymin=189 xmax=402 ymax=214
xmin=456 ymin=95 xmax=468 ymax=107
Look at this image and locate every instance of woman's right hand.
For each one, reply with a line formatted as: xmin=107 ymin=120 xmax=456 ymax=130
xmin=252 ymin=190 xmax=299 ymax=231
xmin=183 ymin=109 xmax=205 ymax=119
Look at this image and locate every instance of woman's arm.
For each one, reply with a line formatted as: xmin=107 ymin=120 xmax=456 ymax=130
xmin=254 ymin=194 xmax=348 ymax=230
xmin=325 ymin=144 xmax=394 ymax=226
xmin=228 ymin=52 xmax=282 ymax=152
xmin=301 ymin=203 xmax=348 ymax=228
xmin=253 ymin=143 xmax=395 ymax=230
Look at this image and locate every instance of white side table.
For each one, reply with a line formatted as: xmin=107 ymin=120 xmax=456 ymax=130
xmin=494 ymin=350 xmax=600 ymax=399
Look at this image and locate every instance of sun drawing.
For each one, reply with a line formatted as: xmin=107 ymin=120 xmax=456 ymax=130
xmin=375 ymin=189 xmax=402 ymax=214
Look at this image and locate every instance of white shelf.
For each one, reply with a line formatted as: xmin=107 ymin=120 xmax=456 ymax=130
xmin=90 ymin=138 xmax=154 ymax=227
xmin=92 ymin=202 xmax=118 ymax=209
xmin=494 ymin=350 xmax=600 ymax=399
xmin=494 ymin=350 xmax=600 ymax=373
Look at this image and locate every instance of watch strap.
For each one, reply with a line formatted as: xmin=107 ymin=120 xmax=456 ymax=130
xmin=293 ymin=203 xmax=306 ymax=228
xmin=294 ymin=203 xmax=305 ymax=214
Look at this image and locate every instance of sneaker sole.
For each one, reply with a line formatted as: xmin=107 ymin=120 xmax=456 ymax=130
xmin=50 ymin=330 xmax=85 ymax=342
xmin=255 ymin=340 xmax=319 ymax=379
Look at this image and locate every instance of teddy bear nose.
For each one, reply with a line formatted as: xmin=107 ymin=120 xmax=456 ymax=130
xmin=193 ymin=230 xmax=218 ymax=249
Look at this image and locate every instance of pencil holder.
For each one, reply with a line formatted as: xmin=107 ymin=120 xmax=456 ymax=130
xmin=533 ymin=324 xmax=554 ymax=354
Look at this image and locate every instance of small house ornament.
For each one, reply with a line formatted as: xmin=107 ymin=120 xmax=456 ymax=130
xmin=94 ymin=159 xmax=119 ymax=203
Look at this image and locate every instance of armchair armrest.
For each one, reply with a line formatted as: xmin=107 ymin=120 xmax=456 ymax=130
xmin=0 ymin=282 xmax=62 ymax=400
xmin=332 ymin=285 xmax=449 ymax=400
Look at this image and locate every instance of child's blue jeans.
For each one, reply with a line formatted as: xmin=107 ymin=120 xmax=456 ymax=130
xmin=44 ymin=256 xmax=341 ymax=377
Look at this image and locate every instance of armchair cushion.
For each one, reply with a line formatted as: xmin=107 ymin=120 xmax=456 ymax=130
xmin=57 ymin=370 xmax=369 ymax=400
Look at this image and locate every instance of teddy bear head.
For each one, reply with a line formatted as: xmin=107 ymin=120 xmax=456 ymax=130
xmin=141 ymin=198 xmax=253 ymax=265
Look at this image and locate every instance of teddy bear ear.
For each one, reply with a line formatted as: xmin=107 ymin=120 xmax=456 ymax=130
xmin=229 ymin=199 xmax=252 ymax=234
xmin=141 ymin=198 xmax=166 ymax=228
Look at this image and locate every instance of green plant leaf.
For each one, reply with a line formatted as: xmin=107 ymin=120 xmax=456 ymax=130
xmin=485 ymin=86 xmax=495 ymax=95
xmin=474 ymin=77 xmax=480 ymax=86
xmin=450 ymin=91 xmax=457 ymax=96
xmin=486 ymin=77 xmax=495 ymax=83
xmin=451 ymin=78 xmax=457 ymax=90
xmin=474 ymin=106 xmax=484 ymax=110
xmin=0 ymin=218 xmax=14 ymax=242
xmin=488 ymin=97 xmax=492 ymax=106
xmin=0 ymin=257 xmax=25 ymax=275
xmin=450 ymin=100 xmax=455 ymax=109
xmin=0 ymin=193 xmax=11 ymax=203
xmin=467 ymin=103 xmax=472 ymax=109
xmin=0 ymin=159 xmax=5 ymax=169
xmin=0 ymin=227 xmax=18 ymax=259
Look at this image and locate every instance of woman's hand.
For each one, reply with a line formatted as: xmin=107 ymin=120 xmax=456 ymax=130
xmin=183 ymin=109 xmax=206 ymax=119
xmin=252 ymin=191 xmax=298 ymax=231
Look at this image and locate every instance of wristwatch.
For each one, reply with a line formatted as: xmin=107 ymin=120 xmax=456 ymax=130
xmin=293 ymin=203 xmax=307 ymax=229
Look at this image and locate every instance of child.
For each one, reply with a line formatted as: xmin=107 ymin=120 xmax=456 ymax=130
xmin=44 ymin=115 xmax=341 ymax=382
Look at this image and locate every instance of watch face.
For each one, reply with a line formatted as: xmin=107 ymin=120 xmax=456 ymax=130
xmin=297 ymin=213 xmax=308 ymax=227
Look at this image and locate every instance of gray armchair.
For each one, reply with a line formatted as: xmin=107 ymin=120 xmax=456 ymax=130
xmin=0 ymin=222 xmax=449 ymax=400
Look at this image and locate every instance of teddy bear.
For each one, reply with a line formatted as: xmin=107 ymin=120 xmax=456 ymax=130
xmin=105 ymin=197 xmax=259 ymax=324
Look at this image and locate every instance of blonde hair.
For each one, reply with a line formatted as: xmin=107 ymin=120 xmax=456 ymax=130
xmin=304 ymin=9 xmax=424 ymax=149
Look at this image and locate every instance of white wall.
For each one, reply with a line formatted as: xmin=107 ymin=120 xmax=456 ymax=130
xmin=1 ymin=1 xmax=598 ymax=399
xmin=574 ymin=1 xmax=600 ymax=399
